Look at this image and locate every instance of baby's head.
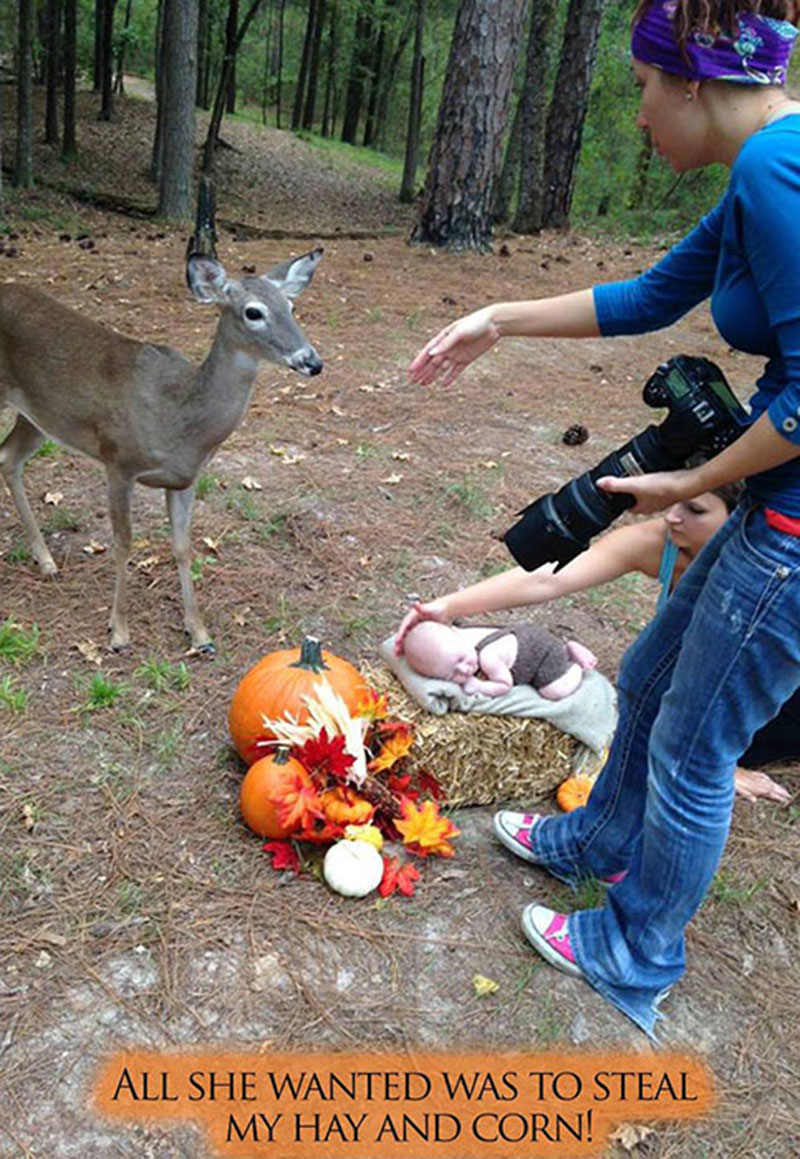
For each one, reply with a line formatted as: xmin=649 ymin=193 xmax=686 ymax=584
xmin=402 ymin=622 xmax=479 ymax=685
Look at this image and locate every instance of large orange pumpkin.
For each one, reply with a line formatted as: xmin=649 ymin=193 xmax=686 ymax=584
xmin=239 ymin=748 xmax=311 ymax=838
xmin=229 ymin=636 xmax=367 ymax=764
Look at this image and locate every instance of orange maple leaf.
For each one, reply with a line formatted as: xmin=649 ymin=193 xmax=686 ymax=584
xmin=274 ymin=771 xmax=324 ymax=834
xmin=355 ymin=687 xmax=389 ymax=721
xmin=395 ymin=798 xmax=459 ymax=858
xmin=368 ymin=724 xmax=414 ymax=773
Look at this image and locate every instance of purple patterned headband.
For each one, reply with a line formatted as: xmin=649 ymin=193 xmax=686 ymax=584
xmin=631 ymin=2 xmax=798 ymax=83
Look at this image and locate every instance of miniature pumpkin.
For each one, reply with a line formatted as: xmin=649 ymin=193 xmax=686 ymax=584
xmin=229 ymin=636 xmax=367 ymax=764
xmin=556 ymin=773 xmax=596 ymax=813
xmin=320 ymin=787 xmax=374 ymax=827
xmin=344 ymin=824 xmax=383 ymax=851
xmin=239 ymin=747 xmax=311 ymax=838
xmin=323 ymin=839 xmax=384 ymax=897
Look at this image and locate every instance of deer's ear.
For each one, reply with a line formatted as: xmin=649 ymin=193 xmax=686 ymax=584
xmin=263 ymin=247 xmax=323 ymax=300
xmin=186 ymin=256 xmax=229 ymax=304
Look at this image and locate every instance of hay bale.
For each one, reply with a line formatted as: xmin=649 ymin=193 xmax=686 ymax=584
xmin=364 ymin=663 xmax=574 ymax=808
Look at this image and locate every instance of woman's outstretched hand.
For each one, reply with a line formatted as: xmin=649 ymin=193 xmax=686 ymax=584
xmin=408 ymin=307 xmax=500 ymax=386
xmin=394 ymin=599 xmax=451 ymax=654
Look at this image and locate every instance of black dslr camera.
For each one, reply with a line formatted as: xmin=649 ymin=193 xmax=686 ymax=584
xmin=504 ymin=354 xmax=749 ymax=572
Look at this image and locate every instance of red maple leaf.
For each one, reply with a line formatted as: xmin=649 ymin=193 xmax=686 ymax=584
xmin=416 ymin=769 xmax=446 ymax=801
xmin=296 ymin=728 xmax=355 ymax=784
xmin=262 ymin=840 xmax=301 ymax=874
xmin=274 ymin=771 xmax=324 ymax=833
xmin=378 ymin=856 xmax=421 ymax=898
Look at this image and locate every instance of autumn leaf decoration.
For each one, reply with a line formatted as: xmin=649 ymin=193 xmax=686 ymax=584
xmin=248 ymin=666 xmax=459 ymax=896
xmin=395 ymin=799 xmax=460 ymax=858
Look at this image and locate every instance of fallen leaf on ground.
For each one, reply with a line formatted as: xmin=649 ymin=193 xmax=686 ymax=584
xmin=269 ymin=444 xmax=286 ymax=456
xmin=472 ymin=974 xmax=499 ymax=997
xmin=609 ymin=1124 xmax=655 ymax=1151
xmin=381 ymin=473 xmax=403 ymax=485
xmin=202 ymin=537 xmax=219 ymax=553
xmin=241 ymin=476 xmax=262 ymax=490
xmin=82 ymin=540 xmax=107 ymax=555
xmin=43 ymin=491 xmax=63 ymax=506
xmin=75 ymin=639 xmax=103 ymax=665
xmin=22 ymin=804 xmax=37 ymax=832
xmin=135 ymin=555 xmax=160 ymax=573
xmin=392 ymin=451 xmax=411 ymax=461
xmin=283 ymin=454 xmax=306 ymax=465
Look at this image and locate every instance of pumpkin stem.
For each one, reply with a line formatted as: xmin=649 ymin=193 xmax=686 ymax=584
xmin=290 ymin=636 xmax=330 ymax=673
xmin=274 ymin=747 xmax=292 ymax=765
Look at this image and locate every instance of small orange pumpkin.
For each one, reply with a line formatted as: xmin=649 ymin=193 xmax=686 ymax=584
xmin=229 ymin=636 xmax=367 ymax=764
xmin=556 ymin=773 xmax=596 ymax=813
xmin=239 ymin=747 xmax=311 ymax=838
xmin=319 ymin=787 xmax=374 ymax=827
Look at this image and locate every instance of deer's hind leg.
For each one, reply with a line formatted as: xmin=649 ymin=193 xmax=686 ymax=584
xmin=0 ymin=415 xmax=59 ymax=576
xmin=106 ymin=468 xmax=135 ymax=652
xmin=166 ymin=484 xmax=213 ymax=653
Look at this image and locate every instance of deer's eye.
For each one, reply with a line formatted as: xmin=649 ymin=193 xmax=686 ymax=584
xmin=244 ymin=304 xmax=268 ymax=326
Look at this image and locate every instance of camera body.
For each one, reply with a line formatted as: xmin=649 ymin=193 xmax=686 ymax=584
xmin=504 ymin=355 xmax=750 ymax=572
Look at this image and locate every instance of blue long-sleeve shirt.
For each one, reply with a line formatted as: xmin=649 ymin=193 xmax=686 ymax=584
xmin=593 ymin=114 xmax=800 ymax=516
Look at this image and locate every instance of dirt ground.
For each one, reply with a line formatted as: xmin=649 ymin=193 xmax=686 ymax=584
xmin=1 ymin=89 xmax=799 ymax=1159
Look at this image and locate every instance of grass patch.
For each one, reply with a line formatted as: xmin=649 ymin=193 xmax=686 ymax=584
xmin=83 ymin=673 xmax=125 ymax=712
xmin=0 ymin=675 xmax=28 ymax=713
xmin=443 ymin=476 xmax=494 ymax=520
xmin=709 ymin=870 xmax=769 ymax=905
xmin=195 ymin=473 xmax=221 ymax=500
xmin=0 ymin=619 xmax=42 ymax=666
xmin=134 ymin=658 xmax=191 ymax=694
xmin=5 ymin=543 xmax=31 ymax=563
xmin=32 ymin=438 xmax=61 ymax=459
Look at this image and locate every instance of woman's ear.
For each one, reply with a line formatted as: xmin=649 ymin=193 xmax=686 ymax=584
xmin=684 ymin=80 xmax=701 ymax=102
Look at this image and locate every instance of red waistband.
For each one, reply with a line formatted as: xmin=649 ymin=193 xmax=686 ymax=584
xmin=765 ymin=507 xmax=800 ymax=537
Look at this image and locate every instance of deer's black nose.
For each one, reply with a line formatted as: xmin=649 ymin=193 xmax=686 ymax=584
xmin=287 ymin=346 xmax=323 ymax=377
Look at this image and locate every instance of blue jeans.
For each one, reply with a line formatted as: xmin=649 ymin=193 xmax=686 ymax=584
xmin=528 ymin=503 xmax=800 ymax=1038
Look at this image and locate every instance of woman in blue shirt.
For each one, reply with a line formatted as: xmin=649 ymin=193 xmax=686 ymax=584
xmin=409 ymin=0 xmax=800 ymax=1038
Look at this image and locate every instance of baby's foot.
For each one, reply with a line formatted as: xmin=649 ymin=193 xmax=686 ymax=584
xmin=566 ymin=640 xmax=597 ymax=670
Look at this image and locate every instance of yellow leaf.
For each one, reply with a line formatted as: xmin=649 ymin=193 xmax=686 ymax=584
xmin=43 ymin=491 xmax=63 ymax=506
xmin=472 ymin=974 xmax=499 ymax=997
xmin=396 ymin=799 xmax=459 ymax=858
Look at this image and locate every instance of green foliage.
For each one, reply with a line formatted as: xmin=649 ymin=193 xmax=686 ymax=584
xmin=0 ymin=675 xmax=28 ymax=714
xmin=83 ymin=673 xmax=125 ymax=711
xmin=134 ymin=657 xmax=191 ymax=693
xmin=0 ymin=620 xmax=41 ymax=666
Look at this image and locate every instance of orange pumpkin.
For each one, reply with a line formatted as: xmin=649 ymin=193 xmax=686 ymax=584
xmin=319 ymin=787 xmax=374 ymax=827
xmin=229 ymin=636 xmax=367 ymax=764
xmin=239 ymin=748 xmax=311 ymax=838
xmin=556 ymin=773 xmax=596 ymax=813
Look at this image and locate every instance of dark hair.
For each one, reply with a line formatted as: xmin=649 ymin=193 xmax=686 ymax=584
xmin=633 ymin=1 xmax=799 ymax=48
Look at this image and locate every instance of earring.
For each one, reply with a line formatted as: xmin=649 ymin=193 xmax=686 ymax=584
xmin=685 ymin=91 xmax=694 ymax=101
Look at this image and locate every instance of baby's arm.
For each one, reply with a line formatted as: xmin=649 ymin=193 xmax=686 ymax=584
xmin=461 ymin=651 xmax=514 ymax=698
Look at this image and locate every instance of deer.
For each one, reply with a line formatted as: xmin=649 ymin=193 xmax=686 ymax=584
xmin=0 ymin=248 xmax=323 ymax=654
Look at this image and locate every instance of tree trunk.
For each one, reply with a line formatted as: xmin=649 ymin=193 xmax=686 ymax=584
xmin=292 ymin=0 xmax=318 ymax=130
xmin=99 ymin=0 xmax=117 ymax=120
xmin=276 ymin=0 xmax=285 ymax=127
xmin=150 ymin=0 xmax=166 ymax=182
xmin=412 ymin=0 xmax=527 ymax=250
xmin=321 ymin=1 xmax=337 ymax=137
xmin=302 ymin=0 xmax=326 ymax=130
xmin=513 ymin=0 xmax=558 ymax=233
xmin=261 ymin=0 xmax=272 ymax=124
xmin=375 ymin=10 xmax=412 ymax=153
xmin=62 ymin=0 xmax=77 ymax=158
xmin=494 ymin=96 xmax=521 ymax=224
xmin=114 ymin=0 xmax=134 ymax=94
xmin=399 ymin=0 xmax=424 ymax=203
xmin=44 ymin=0 xmax=63 ymax=145
xmin=540 ymin=0 xmax=606 ymax=230
xmin=158 ymin=0 xmax=199 ymax=219
xmin=201 ymin=0 xmax=265 ymax=173
xmin=225 ymin=0 xmax=239 ymax=113
xmin=340 ymin=3 xmax=372 ymax=144
xmin=627 ymin=133 xmax=654 ymax=209
xmin=15 ymin=0 xmax=35 ymax=187
xmin=93 ymin=0 xmax=104 ymax=90
xmin=362 ymin=14 xmax=385 ymax=147
xmin=196 ymin=0 xmax=209 ymax=106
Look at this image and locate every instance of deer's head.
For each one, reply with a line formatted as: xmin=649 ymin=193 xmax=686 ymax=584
xmin=187 ymin=248 xmax=324 ymax=377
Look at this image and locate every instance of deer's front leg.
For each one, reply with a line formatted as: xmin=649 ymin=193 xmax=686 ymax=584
xmin=106 ymin=469 xmax=134 ymax=652
xmin=166 ymin=484 xmax=213 ymax=653
xmin=0 ymin=415 xmax=59 ymax=576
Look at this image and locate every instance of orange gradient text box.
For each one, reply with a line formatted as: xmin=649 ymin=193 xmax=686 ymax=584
xmin=93 ymin=1049 xmax=715 ymax=1157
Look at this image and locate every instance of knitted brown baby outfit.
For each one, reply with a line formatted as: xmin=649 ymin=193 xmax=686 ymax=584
xmin=475 ymin=625 xmax=570 ymax=690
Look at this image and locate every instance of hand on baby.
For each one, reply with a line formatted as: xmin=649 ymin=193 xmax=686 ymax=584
xmin=394 ymin=599 xmax=451 ymax=654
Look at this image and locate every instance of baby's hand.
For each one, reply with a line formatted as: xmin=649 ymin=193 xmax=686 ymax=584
xmin=394 ymin=599 xmax=450 ymax=654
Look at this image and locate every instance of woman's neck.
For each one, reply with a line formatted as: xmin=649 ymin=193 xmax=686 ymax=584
xmin=708 ymin=85 xmax=800 ymax=165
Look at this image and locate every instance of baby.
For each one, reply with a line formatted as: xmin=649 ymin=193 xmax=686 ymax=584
xmin=400 ymin=620 xmax=597 ymax=701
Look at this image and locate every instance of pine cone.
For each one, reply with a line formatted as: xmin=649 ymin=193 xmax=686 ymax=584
xmin=562 ymin=423 xmax=589 ymax=446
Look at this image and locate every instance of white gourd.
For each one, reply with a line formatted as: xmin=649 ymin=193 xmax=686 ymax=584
xmin=323 ymin=840 xmax=384 ymax=898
